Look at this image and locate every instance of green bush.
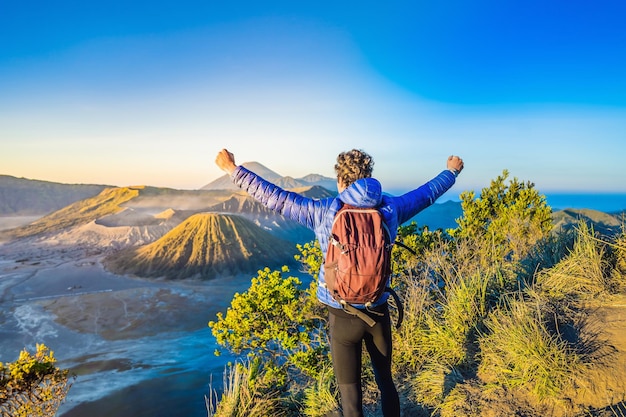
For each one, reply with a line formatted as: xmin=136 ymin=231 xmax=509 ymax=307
xmin=0 ymin=344 xmax=73 ymax=417
xmin=209 ymin=266 xmax=329 ymax=380
xmin=453 ymin=170 xmax=553 ymax=286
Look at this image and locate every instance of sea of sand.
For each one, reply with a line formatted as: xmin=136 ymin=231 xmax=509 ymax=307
xmin=0 ymin=236 xmax=262 ymax=417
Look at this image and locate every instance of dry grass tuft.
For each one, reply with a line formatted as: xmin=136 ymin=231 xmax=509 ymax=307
xmin=536 ymin=222 xmax=610 ymax=300
xmin=301 ymin=365 xmax=338 ymax=417
xmin=207 ymin=360 xmax=288 ymax=417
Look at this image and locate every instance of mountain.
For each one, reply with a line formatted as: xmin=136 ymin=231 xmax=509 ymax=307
xmin=1 ymin=185 xmax=243 ymax=239
xmin=2 ymin=186 xmax=143 ymax=239
xmin=201 ymin=162 xmax=281 ymax=191
xmin=408 ymin=202 xmax=626 ymax=237
xmin=0 ymin=181 xmax=326 ymax=246
xmin=0 ymin=182 xmax=318 ymax=281
xmin=552 ymin=208 xmax=624 ymax=237
xmin=202 ymin=162 xmax=337 ymax=191
xmin=299 ymin=174 xmax=338 ymax=191
xmin=104 ymin=213 xmax=297 ymax=279
xmin=0 ymin=175 xmax=107 ymax=215
xmin=204 ymin=189 xmax=333 ymax=244
xmin=288 ymin=185 xmax=336 ymax=199
xmin=410 ymin=200 xmax=463 ymax=230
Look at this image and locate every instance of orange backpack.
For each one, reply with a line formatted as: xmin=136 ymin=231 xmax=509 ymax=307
xmin=324 ymin=204 xmax=393 ymax=306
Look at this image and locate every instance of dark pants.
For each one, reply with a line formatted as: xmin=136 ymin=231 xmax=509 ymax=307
xmin=328 ymin=304 xmax=400 ymax=417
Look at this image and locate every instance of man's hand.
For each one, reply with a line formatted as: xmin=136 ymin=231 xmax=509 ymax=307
xmin=447 ymin=155 xmax=464 ymax=175
xmin=215 ymin=149 xmax=238 ymax=175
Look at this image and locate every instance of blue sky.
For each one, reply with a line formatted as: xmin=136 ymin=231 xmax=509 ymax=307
xmin=1 ymin=0 xmax=625 ymax=195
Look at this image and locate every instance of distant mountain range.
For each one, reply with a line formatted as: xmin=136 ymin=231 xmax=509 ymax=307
xmin=0 ymin=175 xmax=107 ymax=215
xmin=552 ymin=208 xmax=624 ymax=237
xmin=1 ymin=166 xmax=624 ymax=280
xmin=0 ymin=167 xmax=328 ymax=279
xmin=201 ymin=162 xmax=338 ymax=192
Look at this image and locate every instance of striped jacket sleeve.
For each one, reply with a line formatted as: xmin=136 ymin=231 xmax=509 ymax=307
xmin=231 ymin=166 xmax=324 ymax=230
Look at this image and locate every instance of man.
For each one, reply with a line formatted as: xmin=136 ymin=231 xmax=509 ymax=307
xmin=215 ymin=148 xmax=464 ymax=417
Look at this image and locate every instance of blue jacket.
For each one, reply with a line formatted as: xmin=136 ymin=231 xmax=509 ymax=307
xmin=231 ymin=166 xmax=457 ymax=309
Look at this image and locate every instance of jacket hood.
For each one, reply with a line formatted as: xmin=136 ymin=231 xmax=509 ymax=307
xmin=338 ymin=177 xmax=383 ymax=207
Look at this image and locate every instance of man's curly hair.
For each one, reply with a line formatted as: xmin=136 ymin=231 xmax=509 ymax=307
xmin=334 ymin=149 xmax=374 ymax=188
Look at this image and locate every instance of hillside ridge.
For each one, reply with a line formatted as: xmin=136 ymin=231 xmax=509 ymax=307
xmin=201 ymin=161 xmax=337 ymax=191
xmin=0 ymin=174 xmax=107 ymax=215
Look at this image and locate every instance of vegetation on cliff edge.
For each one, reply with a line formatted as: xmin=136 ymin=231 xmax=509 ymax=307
xmin=208 ymin=170 xmax=626 ymax=417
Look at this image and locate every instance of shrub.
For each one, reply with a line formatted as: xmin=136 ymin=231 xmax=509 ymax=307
xmin=453 ymin=170 xmax=553 ymax=286
xmin=0 ymin=344 xmax=73 ymax=417
xmin=209 ymin=266 xmax=329 ymax=380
